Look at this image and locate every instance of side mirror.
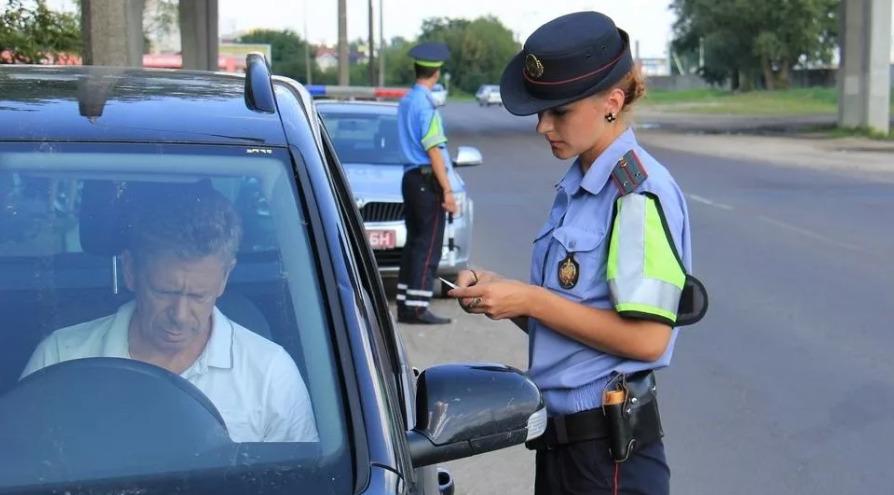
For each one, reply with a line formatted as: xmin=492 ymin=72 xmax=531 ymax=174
xmin=406 ymin=363 xmax=546 ymax=467
xmin=453 ymin=146 xmax=482 ymax=167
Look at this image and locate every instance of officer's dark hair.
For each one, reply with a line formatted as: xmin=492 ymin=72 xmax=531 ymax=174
xmin=414 ymin=63 xmax=440 ymax=80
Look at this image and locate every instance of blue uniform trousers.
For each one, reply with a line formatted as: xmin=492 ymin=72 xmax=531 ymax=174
xmin=397 ymin=168 xmax=445 ymax=315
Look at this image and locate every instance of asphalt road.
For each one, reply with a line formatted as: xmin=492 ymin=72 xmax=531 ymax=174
xmin=394 ymin=101 xmax=894 ymax=495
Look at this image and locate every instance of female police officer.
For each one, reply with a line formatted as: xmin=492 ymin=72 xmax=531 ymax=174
xmin=449 ymin=11 xmax=706 ymax=495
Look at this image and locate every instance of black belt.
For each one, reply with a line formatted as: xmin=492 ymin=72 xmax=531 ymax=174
xmin=407 ymin=165 xmax=433 ymax=175
xmin=525 ymin=407 xmax=610 ymax=451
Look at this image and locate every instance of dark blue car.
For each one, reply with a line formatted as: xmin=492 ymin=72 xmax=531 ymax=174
xmin=0 ymin=57 xmax=544 ymax=494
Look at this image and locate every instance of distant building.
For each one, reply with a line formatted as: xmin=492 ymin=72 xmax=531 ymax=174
xmin=638 ymin=57 xmax=670 ymax=77
xmin=316 ymin=47 xmax=337 ymax=71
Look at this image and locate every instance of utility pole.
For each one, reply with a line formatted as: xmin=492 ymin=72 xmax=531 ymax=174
xmin=368 ymin=0 xmax=375 ymax=85
xmin=338 ymin=0 xmax=348 ymax=85
xmin=838 ymin=0 xmax=892 ymax=134
xmin=304 ymin=0 xmax=312 ymax=84
xmin=378 ymin=0 xmax=385 ymax=85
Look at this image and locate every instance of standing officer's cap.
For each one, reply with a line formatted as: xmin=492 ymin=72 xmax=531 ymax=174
xmin=409 ymin=41 xmax=450 ymax=68
xmin=500 ymin=11 xmax=633 ymax=116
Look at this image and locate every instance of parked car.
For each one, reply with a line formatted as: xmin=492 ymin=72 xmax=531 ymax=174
xmin=0 ymin=57 xmax=544 ymax=495
xmin=430 ymin=83 xmax=447 ymax=106
xmin=316 ymin=100 xmax=478 ymax=292
xmin=475 ymin=84 xmax=502 ymax=106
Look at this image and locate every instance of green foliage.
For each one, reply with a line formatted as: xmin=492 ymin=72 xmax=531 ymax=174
xmin=671 ymin=0 xmax=838 ymax=90
xmin=417 ymin=16 xmax=519 ymax=94
xmin=238 ymin=29 xmax=312 ymax=83
xmin=143 ymin=0 xmax=178 ymax=54
xmin=0 ymin=0 xmax=81 ymax=64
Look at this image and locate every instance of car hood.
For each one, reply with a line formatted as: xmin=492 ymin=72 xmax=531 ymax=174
xmin=343 ymin=163 xmax=404 ymax=202
xmin=342 ymin=162 xmax=465 ymax=205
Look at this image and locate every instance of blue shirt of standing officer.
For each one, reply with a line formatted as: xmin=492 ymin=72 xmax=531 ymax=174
xmin=394 ymin=42 xmax=459 ymax=325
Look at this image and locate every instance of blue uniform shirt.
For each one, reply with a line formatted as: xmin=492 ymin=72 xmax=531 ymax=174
xmin=528 ymin=128 xmax=692 ymax=416
xmin=397 ymin=83 xmax=451 ymax=171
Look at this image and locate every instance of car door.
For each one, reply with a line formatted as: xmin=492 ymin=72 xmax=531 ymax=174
xmin=316 ymin=117 xmax=440 ymax=495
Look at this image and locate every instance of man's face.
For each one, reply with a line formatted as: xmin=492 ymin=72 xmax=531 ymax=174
xmin=123 ymin=251 xmax=234 ymax=354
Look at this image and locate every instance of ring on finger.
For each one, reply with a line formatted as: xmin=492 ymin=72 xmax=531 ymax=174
xmin=469 ymin=297 xmax=482 ymax=309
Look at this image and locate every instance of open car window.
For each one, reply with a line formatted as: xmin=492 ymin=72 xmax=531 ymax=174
xmin=0 ymin=143 xmax=351 ymax=494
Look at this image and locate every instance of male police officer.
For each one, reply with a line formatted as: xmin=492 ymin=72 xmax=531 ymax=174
xmin=395 ymin=42 xmax=457 ymax=324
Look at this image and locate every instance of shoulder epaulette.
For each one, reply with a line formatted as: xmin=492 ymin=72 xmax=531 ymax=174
xmin=611 ymin=150 xmax=648 ymax=195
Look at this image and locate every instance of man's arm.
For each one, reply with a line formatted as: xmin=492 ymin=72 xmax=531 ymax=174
xmin=20 ymin=334 xmax=59 ymax=379
xmin=263 ymin=349 xmax=319 ymax=442
xmin=426 ymin=146 xmax=457 ymax=213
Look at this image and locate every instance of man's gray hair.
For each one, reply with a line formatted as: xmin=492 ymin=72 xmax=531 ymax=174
xmin=126 ymin=184 xmax=243 ymax=263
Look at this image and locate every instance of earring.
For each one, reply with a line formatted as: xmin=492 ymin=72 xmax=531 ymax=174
xmin=605 ymin=112 xmax=617 ymax=123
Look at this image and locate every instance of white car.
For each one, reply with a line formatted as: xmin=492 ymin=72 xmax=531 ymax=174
xmin=317 ymin=101 xmax=480 ymax=292
xmin=475 ymin=84 xmax=502 ymax=106
xmin=431 ymin=83 xmax=447 ymax=106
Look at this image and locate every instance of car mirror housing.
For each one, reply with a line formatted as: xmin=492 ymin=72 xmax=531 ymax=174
xmin=453 ymin=146 xmax=482 ymax=167
xmin=406 ymin=363 xmax=546 ymax=468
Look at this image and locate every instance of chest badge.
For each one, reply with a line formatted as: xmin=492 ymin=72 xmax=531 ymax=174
xmin=558 ymin=254 xmax=579 ymax=289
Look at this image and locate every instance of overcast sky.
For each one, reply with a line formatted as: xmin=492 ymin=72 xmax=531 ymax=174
xmin=217 ymin=0 xmax=678 ymax=59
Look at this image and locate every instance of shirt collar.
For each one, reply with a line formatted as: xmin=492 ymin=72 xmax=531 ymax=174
xmin=101 ymin=301 xmax=136 ymax=358
xmin=562 ymin=127 xmax=638 ymax=197
xmin=413 ymin=83 xmax=435 ymax=105
xmin=103 ymin=301 xmax=234 ymax=373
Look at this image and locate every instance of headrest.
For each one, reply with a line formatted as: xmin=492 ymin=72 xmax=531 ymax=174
xmin=78 ymin=180 xmax=215 ymax=257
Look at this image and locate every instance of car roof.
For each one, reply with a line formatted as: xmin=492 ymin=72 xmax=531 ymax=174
xmin=316 ymin=100 xmax=398 ymax=115
xmin=0 ymin=65 xmax=288 ymax=145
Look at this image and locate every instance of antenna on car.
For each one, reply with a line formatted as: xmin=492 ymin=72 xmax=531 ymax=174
xmin=244 ymin=53 xmax=276 ymax=113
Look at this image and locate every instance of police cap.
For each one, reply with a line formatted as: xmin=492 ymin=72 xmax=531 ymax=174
xmin=409 ymin=41 xmax=450 ymax=68
xmin=499 ymin=11 xmax=633 ymax=116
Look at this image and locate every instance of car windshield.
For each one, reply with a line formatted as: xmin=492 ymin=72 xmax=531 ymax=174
xmin=319 ymin=109 xmax=406 ymax=165
xmin=0 ymin=143 xmax=351 ymax=494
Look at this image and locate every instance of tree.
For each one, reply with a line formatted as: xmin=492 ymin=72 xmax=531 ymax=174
xmin=418 ymin=16 xmax=519 ymax=94
xmin=671 ymin=0 xmax=838 ymax=90
xmin=238 ymin=29 xmax=312 ymax=83
xmin=0 ymin=0 xmax=81 ymax=64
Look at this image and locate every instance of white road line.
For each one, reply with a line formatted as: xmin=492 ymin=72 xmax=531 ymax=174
xmin=756 ymin=215 xmax=865 ymax=253
xmin=687 ymin=194 xmax=734 ymax=211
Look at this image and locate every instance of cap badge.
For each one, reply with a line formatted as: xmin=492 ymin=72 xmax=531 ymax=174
xmin=525 ymin=53 xmax=545 ymax=79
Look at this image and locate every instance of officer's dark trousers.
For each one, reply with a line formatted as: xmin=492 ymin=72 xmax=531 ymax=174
xmin=535 ymin=439 xmax=670 ymax=495
xmin=397 ymin=168 xmax=445 ymax=316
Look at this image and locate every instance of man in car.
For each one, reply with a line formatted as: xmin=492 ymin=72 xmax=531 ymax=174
xmin=21 ymin=185 xmax=318 ymax=443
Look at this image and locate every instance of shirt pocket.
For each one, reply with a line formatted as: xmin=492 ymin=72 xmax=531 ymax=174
xmin=547 ymin=224 xmax=608 ymax=298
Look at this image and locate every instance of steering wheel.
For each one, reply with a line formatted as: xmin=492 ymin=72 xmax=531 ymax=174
xmin=0 ymin=358 xmax=232 ymax=488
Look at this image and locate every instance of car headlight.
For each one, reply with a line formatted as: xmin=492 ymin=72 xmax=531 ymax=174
xmin=451 ymin=191 xmax=466 ymax=219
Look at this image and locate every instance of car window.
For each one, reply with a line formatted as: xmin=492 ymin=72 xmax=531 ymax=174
xmin=319 ymin=110 xmax=406 ymax=165
xmin=0 ymin=143 xmax=351 ymax=494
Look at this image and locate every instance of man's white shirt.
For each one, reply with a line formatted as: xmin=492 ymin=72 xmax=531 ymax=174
xmin=21 ymin=301 xmax=319 ymax=443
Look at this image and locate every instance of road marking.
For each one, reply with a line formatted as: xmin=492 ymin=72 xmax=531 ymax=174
xmin=687 ymin=194 xmax=734 ymax=211
xmin=756 ymin=215 xmax=865 ymax=253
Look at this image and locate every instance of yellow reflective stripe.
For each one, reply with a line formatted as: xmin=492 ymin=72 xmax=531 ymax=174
xmin=643 ymin=197 xmax=686 ymax=289
xmin=607 ymin=194 xmax=685 ymax=321
xmin=415 ymin=60 xmax=444 ymax=68
xmin=421 ymin=112 xmax=447 ymax=150
xmin=616 ymin=303 xmax=678 ymax=323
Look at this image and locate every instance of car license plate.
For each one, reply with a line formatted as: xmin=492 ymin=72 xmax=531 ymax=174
xmin=367 ymin=229 xmax=396 ymax=250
